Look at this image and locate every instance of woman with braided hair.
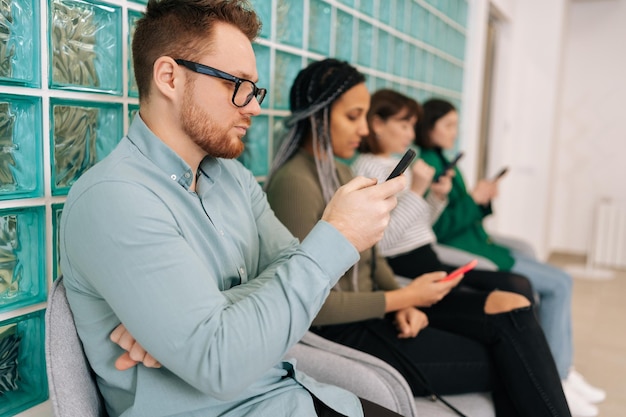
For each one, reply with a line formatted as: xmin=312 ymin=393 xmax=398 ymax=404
xmin=265 ymin=58 xmax=572 ymax=417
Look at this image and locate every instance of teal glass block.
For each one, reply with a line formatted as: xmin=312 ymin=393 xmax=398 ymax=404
xmin=393 ymin=37 xmax=405 ymax=77
xmin=450 ymin=63 xmax=460 ymax=91
xmin=392 ymin=82 xmax=406 ymax=95
xmin=457 ymin=31 xmax=467 ymax=60
xmin=396 ymin=0 xmax=408 ymax=32
xmin=458 ymin=1 xmax=468 ymax=27
xmin=356 ymin=21 xmax=373 ymax=67
xmin=252 ymin=43 xmax=270 ymax=109
xmin=0 ymin=310 xmax=47 ymax=417
xmin=366 ymin=76 xmax=377 ymax=94
xmin=0 ymin=206 xmax=45 ymax=313
xmin=0 ymin=94 xmax=43 ymax=200
xmin=375 ymin=77 xmax=389 ymax=91
xmin=423 ymin=50 xmax=435 ymax=85
xmin=52 ymin=203 xmax=63 ymax=281
xmin=309 ymin=0 xmax=331 ymax=56
xmin=424 ymin=12 xmax=435 ymax=45
xmin=406 ymin=45 xmax=418 ymax=81
xmin=411 ymin=5 xmax=428 ymax=41
xmin=50 ymin=99 xmax=123 ymax=195
xmin=249 ymin=0 xmax=271 ymax=39
xmin=378 ymin=0 xmax=393 ymax=26
xmin=337 ymin=0 xmax=355 ymax=7
xmin=276 ymin=0 xmax=303 ymax=48
xmin=0 ymin=0 xmax=40 ymax=87
xmin=127 ymin=9 xmax=142 ymax=98
xmin=407 ymin=86 xmax=420 ymax=101
xmin=359 ymin=0 xmax=375 ymax=17
xmin=274 ymin=51 xmax=302 ymax=111
xmin=334 ymin=10 xmax=353 ymax=62
xmin=271 ymin=116 xmax=287 ymax=157
xmin=128 ymin=103 xmax=139 ymax=125
xmin=376 ymin=31 xmax=391 ymax=72
xmin=239 ymin=115 xmax=269 ymax=177
xmin=49 ymin=0 xmax=122 ymax=95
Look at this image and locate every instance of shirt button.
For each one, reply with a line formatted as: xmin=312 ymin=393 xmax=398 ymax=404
xmin=220 ymin=230 xmax=224 ymax=236
xmin=239 ymin=267 xmax=245 ymax=275
xmin=170 ymin=174 xmax=177 ymax=180
xmin=184 ymin=172 xmax=191 ymax=178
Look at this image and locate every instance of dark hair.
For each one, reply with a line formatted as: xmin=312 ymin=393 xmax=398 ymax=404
xmin=414 ymin=98 xmax=456 ymax=149
xmin=361 ymin=89 xmax=421 ymax=154
xmin=266 ymin=58 xmax=366 ymax=202
xmin=132 ymin=0 xmax=261 ymax=100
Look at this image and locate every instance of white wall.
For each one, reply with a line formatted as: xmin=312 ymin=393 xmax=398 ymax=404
xmin=549 ymin=0 xmax=626 ymax=255
xmin=463 ymin=0 xmax=569 ymax=260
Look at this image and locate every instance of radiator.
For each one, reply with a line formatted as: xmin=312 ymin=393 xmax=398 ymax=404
xmin=589 ymin=201 xmax=626 ymax=270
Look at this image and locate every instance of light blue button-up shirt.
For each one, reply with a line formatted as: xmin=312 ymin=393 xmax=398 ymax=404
xmin=60 ymin=116 xmax=362 ymax=417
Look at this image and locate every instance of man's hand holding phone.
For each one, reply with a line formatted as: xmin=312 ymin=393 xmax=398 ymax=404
xmin=322 ymin=175 xmax=405 ymax=253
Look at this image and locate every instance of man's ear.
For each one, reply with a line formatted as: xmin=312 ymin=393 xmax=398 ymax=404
xmin=152 ymin=56 xmax=182 ymax=100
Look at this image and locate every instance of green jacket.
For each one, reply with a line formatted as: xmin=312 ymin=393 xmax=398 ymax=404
xmin=420 ymin=148 xmax=515 ymax=271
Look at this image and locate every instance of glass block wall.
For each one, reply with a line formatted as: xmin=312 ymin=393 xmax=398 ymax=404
xmin=0 ymin=0 xmax=467 ymax=415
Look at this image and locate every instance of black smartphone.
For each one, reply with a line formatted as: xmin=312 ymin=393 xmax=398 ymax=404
xmin=433 ymin=151 xmax=464 ymax=182
xmin=385 ymin=149 xmax=417 ymax=181
xmin=492 ymin=167 xmax=509 ymax=181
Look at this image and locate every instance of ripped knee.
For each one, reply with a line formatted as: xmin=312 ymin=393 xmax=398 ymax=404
xmin=484 ymin=290 xmax=531 ymax=315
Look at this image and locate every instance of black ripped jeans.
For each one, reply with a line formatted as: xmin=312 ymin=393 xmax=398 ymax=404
xmin=313 ymin=245 xmax=571 ymax=417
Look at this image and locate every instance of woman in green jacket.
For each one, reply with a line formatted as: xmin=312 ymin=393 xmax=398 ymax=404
xmin=416 ymin=98 xmax=605 ymax=416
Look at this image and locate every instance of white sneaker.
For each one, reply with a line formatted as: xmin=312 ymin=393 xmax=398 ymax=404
xmin=563 ymin=380 xmax=599 ymax=417
xmin=567 ymin=369 xmax=607 ymax=404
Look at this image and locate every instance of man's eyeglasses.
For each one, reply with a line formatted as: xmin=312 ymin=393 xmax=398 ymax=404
xmin=174 ymin=59 xmax=267 ymax=108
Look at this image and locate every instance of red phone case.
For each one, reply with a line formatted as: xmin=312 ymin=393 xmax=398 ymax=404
xmin=442 ymin=259 xmax=478 ymax=282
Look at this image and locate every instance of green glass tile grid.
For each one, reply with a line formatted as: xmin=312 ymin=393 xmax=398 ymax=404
xmin=247 ymin=0 xmax=468 ymax=182
xmin=0 ymin=1 xmax=143 ymax=414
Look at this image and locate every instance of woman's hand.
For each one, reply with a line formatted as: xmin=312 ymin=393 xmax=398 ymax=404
xmin=410 ymin=159 xmax=435 ymax=196
xmin=471 ymin=179 xmax=498 ymax=205
xmin=394 ymin=307 xmax=429 ymax=339
xmin=404 ymin=271 xmax=462 ymax=307
xmin=110 ymin=324 xmax=161 ymax=371
xmin=430 ymin=170 xmax=453 ymax=200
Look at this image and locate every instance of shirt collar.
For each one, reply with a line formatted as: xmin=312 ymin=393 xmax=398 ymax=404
xmin=127 ymin=114 xmax=196 ymax=190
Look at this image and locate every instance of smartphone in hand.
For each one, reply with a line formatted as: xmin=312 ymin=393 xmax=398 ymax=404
xmin=441 ymin=259 xmax=478 ymax=282
xmin=386 ymin=149 xmax=417 ymax=181
xmin=434 ymin=152 xmax=464 ymax=182
xmin=492 ymin=167 xmax=509 ymax=181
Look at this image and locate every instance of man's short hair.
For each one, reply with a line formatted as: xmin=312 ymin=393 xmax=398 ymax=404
xmin=132 ymin=0 xmax=261 ymax=100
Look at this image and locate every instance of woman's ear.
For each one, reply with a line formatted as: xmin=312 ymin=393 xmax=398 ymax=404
xmin=370 ymin=115 xmax=386 ymax=137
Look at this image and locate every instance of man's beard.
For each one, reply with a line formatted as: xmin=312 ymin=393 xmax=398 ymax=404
xmin=180 ymin=85 xmax=247 ymax=159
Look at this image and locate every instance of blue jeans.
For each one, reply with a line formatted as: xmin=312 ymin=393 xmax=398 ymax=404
xmin=511 ymin=252 xmax=573 ymax=379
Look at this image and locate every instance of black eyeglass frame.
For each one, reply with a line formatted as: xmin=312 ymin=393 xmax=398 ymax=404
xmin=174 ymin=59 xmax=267 ymax=108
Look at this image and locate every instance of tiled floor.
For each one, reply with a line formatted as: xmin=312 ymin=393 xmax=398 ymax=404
xmin=549 ymin=253 xmax=626 ymax=417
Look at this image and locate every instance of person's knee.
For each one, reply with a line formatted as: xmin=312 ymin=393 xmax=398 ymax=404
xmin=484 ymin=290 xmax=531 ymax=315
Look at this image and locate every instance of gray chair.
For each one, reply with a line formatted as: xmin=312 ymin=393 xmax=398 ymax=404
xmin=45 ymin=277 xmax=107 ymax=417
xmin=287 ymin=331 xmax=495 ymax=417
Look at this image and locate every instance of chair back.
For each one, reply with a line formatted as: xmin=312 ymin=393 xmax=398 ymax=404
xmin=45 ymin=277 xmax=107 ymax=417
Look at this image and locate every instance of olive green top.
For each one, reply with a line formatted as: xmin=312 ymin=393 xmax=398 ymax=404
xmin=266 ymin=149 xmax=400 ymax=326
